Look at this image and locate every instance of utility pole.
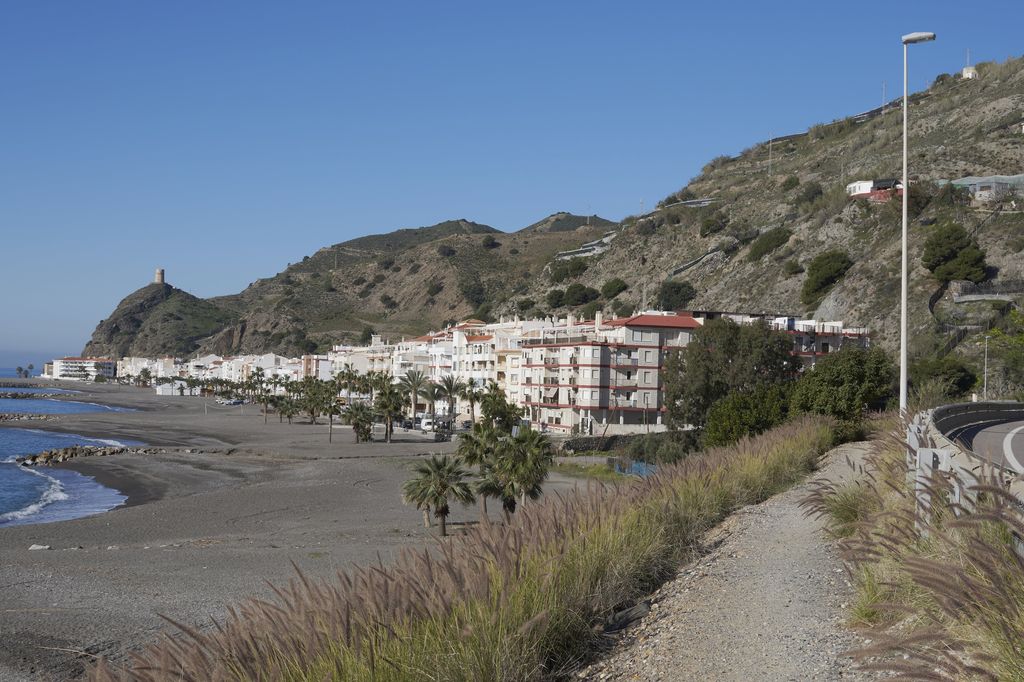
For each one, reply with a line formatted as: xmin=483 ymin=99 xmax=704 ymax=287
xmin=768 ymin=135 xmax=772 ymax=177
xmin=882 ymin=81 xmax=886 ymax=112
xmin=984 ymin=334 xmax=990 ymax=400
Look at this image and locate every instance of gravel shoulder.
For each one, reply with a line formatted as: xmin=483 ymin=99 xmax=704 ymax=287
xmin=581 ymin=441 xmax=878 ymax=682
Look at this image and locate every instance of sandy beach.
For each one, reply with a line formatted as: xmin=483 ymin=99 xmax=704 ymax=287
xmin=0 ymin=383 xmax=578 ymax=680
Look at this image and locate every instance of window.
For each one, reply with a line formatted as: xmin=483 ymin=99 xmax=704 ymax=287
xmin=644 ymin=350 xmax=652 ymax=363
xmin=643 ymin=371 xmax=651 ymax=384
xmin=632 ymin=330 xmax=642 ymax=342
xmin=592 ymin=369 xmax=599 ymax=379
xmin=593 ymin=348 xmax=600 ymax=358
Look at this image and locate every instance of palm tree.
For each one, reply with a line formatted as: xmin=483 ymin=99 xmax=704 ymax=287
xmin=336 ymin=363 xmax=358 ymax=407
xmin=15 ymin=366 xmax=23 ymax=379
xmin=421 ymin=383 xmax=443 ymax=422
xmin=398 ymin=370 xmax=429 ymax=420
xmin=477 ymin=428 xmax=554 ymax=520
xmin=324 ymin=396 xmax=343 ymax=443
xmin=26 ymin=364 xmax=34 ymax=377
xmin=457 ymin=423 xmax=500 ymax=515
xmin=374 ymin=382 xmax=406 ymax=443
xmin=401 ymin=455 xmax=475 ymax=536
xmin=462 ymin=379 xmax=483 ymax=424
xmin=439 ymin=374 xmax=466 ymax=421
xmin=347 ymin=402 xmax=374 ymax=443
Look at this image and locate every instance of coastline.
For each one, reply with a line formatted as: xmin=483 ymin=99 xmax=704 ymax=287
xmin=0 ymin=382 xmax=582 ymax=681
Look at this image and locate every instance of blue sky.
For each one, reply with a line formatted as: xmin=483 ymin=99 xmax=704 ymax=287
xmin=1 ymin=1 xmax=1021 ymax=358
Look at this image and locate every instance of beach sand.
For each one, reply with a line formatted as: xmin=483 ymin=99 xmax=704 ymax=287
xmin=0 ymin=383 xmax=579 ymax=680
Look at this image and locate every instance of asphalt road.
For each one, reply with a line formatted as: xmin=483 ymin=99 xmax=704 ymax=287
xmin=963 ymin=419 xmax=1024 ymax=473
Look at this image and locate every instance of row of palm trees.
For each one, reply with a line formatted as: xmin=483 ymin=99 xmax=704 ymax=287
xmin=12 ymin=364 xmax=35 ymax=379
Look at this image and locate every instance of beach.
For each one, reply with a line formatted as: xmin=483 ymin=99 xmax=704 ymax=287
xmin=0 ymin=383 xmax=575 ymax=680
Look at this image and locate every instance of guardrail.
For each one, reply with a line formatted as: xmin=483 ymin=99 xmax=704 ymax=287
xmin=908 ymin=401 xmax=1024 ymax=525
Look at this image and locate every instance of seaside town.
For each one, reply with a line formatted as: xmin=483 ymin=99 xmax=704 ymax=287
xmin=41 ymin=300 xmax=869 ymax=436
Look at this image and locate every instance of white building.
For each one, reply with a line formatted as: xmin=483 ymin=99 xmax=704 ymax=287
xmin=51 ymin=357 xmax=117 ymax=382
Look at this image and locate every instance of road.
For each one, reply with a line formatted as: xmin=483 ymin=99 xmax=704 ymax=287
xmin=961 ymin=419 xmax=1024 ymax=473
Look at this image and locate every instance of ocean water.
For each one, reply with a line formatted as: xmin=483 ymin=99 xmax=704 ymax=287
xmin=0 ymin=394 xmax=138 ymax=527
xmin=1 ymin=386 xmax=80 ymax=394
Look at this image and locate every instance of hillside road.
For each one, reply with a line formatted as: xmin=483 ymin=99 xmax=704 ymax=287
xmin=966 ymin=419 xmax=1024 ymax=473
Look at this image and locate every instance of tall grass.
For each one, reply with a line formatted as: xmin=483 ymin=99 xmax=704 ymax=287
xmin=93 ymin=417 xmax=835 ymax=681
xmin=803 ymin=424 xmax=1024 ymax=681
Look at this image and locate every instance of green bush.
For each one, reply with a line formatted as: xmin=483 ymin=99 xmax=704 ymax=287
xmin=781 ymin=175 xmax=800 ymax=191
xmin=459 ymin=276 xmax=486 ymax=307
xmin=426 ymin=281 xmax=444 ymax=297
xmin=796 ymin=181 xmax=823 ymax=205
xmin=517 ymin=298 xmax=535 ymax=313
xmin=657 ymin=280 xmax=696 ymax=310
xmin=379 ymin=294 xmax=398 ymax=309
xmin=704 ymin=383 xmax=791 ymax=447
xmin=623 ymin=430 xmax=700 ymax=464
xmin=481 ymin=235 xmax=500 ymax=249
xmin=746 ymin=228 xmax=792 ymax=262
xmin=546 ymin=289 xmax=565 ymax=308
xmin=801 ymin=250 xmax=853 ymax=304
xmin=564 ymin=283 xmax=599 ymax=306
xmin=549 ymin=259 xmax=589 ymax=283
xmin=699 ymin=211 xmax=729 ymax=237
xmin=601 ymin=278 xmax=629 ymax=299
xmin=910 ymin=356 xmax=977 ymax=398
xmin=378 ymin=257 xmax=395 ymax=269
xmin=792 ymin=346 xmax=896 ymax=422
xmin=352 ymin=276 xmax=367 ymax=286
xmin=359 ymin=325 xmax=376 ymax=344
xmin=437 ymin=245 xmax=456 ymax=257
xmin=921 ymin=222 xmax=987 ymax=284
xmin=579 ymin=300 xmax=602 ymax=320
xmin=783 ymin=259 xmax=804 ymax=276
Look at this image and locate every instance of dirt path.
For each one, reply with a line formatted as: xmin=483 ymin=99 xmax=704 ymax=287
xmin=581 ymin=442 xmax=877 ymax=682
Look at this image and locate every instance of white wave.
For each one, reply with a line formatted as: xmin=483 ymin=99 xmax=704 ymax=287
xmin=0 ymin=466 xmax=69 ymax=523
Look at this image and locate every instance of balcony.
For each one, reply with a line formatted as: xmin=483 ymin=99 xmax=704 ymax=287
xmin=610 ymin=357 xmax=638 ymax=367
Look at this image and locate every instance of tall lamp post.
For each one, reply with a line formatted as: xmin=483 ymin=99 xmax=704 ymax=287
xmin=899 ymin=31 xmax=936 ymax=416
xmin=984 ymin=334 xmax=990 ymax=400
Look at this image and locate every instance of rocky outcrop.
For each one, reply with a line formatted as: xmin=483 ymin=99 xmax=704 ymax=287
xmin=16 ymin=445 xmax=215 ymax=466
xmin=0 ymin=414 xmax=59 ymax=422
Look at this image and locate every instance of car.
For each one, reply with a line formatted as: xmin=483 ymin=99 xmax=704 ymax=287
xmin=420 ymin=418 xmax=435 ymax=433
xmin=401 ymin=419 xmax=414 ymax=430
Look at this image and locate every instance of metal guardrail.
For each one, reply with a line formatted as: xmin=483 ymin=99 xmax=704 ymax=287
xmin=909 ymin=401 xmax=1024 ymax=522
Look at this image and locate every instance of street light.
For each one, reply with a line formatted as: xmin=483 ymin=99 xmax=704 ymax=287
xmin=899 ymin=31 xmax=936 ymax=416
xmin=984 ymin=335 xmax=991 ymax=400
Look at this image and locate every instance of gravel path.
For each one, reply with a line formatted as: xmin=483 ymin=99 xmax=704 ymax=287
xmin=580 ymin=442 xmax=878 ymax=682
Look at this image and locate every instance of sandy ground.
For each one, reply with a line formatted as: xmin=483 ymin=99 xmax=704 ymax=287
xmin=0 ymin=382 xmax=581 ymax=681
xmin=579 ymin=442 xmax=878 ymax=681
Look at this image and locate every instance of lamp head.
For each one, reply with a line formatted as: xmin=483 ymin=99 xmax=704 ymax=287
xmin=902 ymin=32 xmax=936 ymax=45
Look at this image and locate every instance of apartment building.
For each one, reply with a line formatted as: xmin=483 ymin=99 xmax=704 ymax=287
xmin=520 ymin=311 xmax=700 ymax=436
xmin=51 ymin=357 xmax=117 ymax=381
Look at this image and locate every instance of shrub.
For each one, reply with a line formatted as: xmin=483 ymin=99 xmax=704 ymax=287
xmin=910 ymin=356 xmax=976 ymax=398
xmin=549 ymin=259 xmax=589 ymax=283
xmin=704 ymin=383 xmax=791 ymax=447
xmin=623 ymin=430 xmax=700 ymax=464
xmin=745 ymin=228 xmax=792 ymax=262
xmin=792 ymin=346 xmax=897 ymax=422
xmin=481 ymin=235 xmax=500 ymax=249
xmin=796 ymin=181 xmax=823 ymax=205
xmin=408 ymin=263 xmax=421 ymax=275
xmin=657 ymin=280 xmax=696 ymax=310
xmin=546 ymin=288 xmax=565 ymax=308
xmin=783 ymin=259 xmax=804 ymax=276
xmin=780 ymin=175 xmax=799 ymax=191
xmin=579 ymin=300 xmax=602 ymax=320
xmin=921 ymin=222 xmax=987 ymax=284
xmin=699 ymin=211 xmax=729 ymax=237
xmin=517 ymin=298 xmax=535 ymax=313
xmin=378 ymin=257 xmax=395 ymax=270
xmin=801 ymin=250 xmax=853 ymax=304
xmin=373 ymin=273 xmax=386 ymax=284
xmin=359 ymin=325 xmax=376 ymax=344
xmin=437 ymin=245 xmax=456 ymax=257
xmin=426 ymin=281 xmax=444 ymax=297
xmin=601 ymin=278 xmax=629 ymax=299
xmin=379 ymin=294 xmax=398 ymax=309
xmin=611 ymin=299 xmax=633 ymax=317
xmin=352 ymin=276 xmax=367 ymax=286
xmin=459 ymin=276 xmax=486 ymax=307
xmin=564 ymin=283 xmax=599 ymax=306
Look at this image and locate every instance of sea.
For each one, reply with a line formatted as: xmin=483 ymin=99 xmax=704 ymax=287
xmin=0 ymin=368 xmax=137 ymax=527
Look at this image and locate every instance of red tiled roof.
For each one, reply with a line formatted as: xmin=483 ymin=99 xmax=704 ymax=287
xmin=606 ymin=314 xmax=701 ymax=329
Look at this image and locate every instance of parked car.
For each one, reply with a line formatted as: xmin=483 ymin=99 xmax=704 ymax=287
xmin=420 ymin=418 xmax=435 ymax=433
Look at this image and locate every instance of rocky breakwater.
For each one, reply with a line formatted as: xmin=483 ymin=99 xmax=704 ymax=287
xmin=0 ymin=414 xmax=60 ymax=422
xmin=17 ymin=445 xmax=167 ymax=467
xmin=0 ymin=391 xmax=67 ymax=399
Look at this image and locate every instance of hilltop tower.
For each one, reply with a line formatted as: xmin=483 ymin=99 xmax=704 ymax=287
xmin=154 ymin=268 xmax=165 ymax=285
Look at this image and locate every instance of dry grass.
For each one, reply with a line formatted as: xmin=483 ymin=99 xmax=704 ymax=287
xmin=803 ymin=423 xmax=1024 ymax=681
xmin=91 ymin=416 xmax=835 ymax=681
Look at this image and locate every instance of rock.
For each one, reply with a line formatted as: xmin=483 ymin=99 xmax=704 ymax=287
xmin=28 ymin=544 xmax=51 ymax=551
xmin=604 ymin=601 xmax=651 ymax=633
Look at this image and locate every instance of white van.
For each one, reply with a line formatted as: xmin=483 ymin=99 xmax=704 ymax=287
xmin=420 ymin=418 xmax=435 ymax=433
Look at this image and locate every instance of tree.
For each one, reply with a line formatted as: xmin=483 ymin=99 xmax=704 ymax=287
xmin=479 ymin=382 xmax=523 ymax=434
xmin=398 ymin=370 xmax=429 ymax=419
xmin=791 ymin=346 xmax=897 ymax=422
xmin=663 ymin=318 xmax=795 ymax=429
xmin=439 ymin=374 xmax=466 ymax=420
xmin=324 ymin=395 xmax=343 ymax=442
xmin=921 ymin=222 xmax=987 ymax=284
xmin=564 ymin=283 xmax=600 ymax=306
xmin=402 ymin=455 xmax=475 ymax=536
xmin=374 ymin=382 xmax=406 ymax=443
xmin=461 ymin=379 xmax=484 ymax=424
xmin=478 ymin=428 xmax=554 ymax=519
xmin=347 ymin=401 xmax=374 ymax=442
xmin=457 ymin=423 xmax=500 ymax=515
xmin=481 ymin=235 xmax=500 ymax=249
xmin=601 ymin=278 xmax=629 ymax=299
xmin=15 ymin=366 xmax=23 ymax=379
xmin=658 ymin=280 xmax=696 ymax=310
xmin=910 ymin=356 xmax=977 ymax=399
xmin=801 ymin=250 xmax=853 ymax=304
xmin=421 ymin=383 xmax=443 ymax=420
xmin=704 ymin=383 xmax=791 ymax=447
xmin=359 ymin=325 xmax=376 ymax=345
xmin=546 ymin=289 xmax=565 ymax=308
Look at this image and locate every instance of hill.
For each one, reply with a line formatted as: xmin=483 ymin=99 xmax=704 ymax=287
xmin=504 ymin=56 xmax=1024 ymax=360
xmin=85 ymin=55 xmax=1024 ymax=363
xmin=83 ymin=215 xmax=614 ymax=357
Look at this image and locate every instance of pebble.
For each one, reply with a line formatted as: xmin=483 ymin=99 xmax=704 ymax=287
xmin=28 ymin=544 xmax=51 ymax=551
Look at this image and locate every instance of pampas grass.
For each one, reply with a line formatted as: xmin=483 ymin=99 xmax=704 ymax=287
xmin=92 ymin=416 xmax=835 ymax=682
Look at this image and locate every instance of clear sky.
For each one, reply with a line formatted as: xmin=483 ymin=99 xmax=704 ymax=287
xmin=2 ymin=1 xmax=1021 ymax=359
